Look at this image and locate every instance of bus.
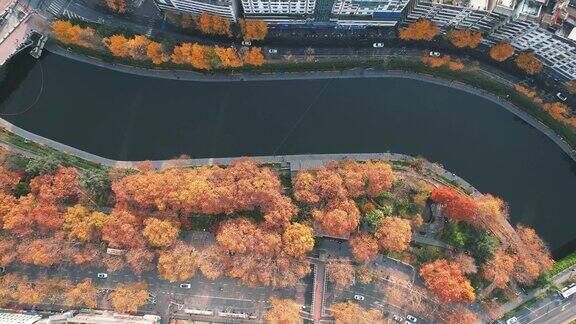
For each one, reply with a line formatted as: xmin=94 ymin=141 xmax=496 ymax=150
xmin=184 ymin=309 xmax=214 ymax=316
xmin=559 ymin=283 xmax=576 ymax=299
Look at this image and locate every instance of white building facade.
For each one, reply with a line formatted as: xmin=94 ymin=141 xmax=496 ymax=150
xmin=155 ymin=0 xmax=238 ymax=21
xmin=240 ymin=0 xmax=316 ymax=22
xmin=331 ymin=0 xmax=411 ymax=26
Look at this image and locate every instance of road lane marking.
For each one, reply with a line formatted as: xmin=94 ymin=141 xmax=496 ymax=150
xmin=526 ymin=301 xmax=572 ymax=324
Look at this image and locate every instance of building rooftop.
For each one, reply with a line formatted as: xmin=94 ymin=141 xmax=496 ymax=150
xmin=67 ymin=311 xmax=160 ymax=324
xmin=0 ymin=311 xmax=42 ymax=324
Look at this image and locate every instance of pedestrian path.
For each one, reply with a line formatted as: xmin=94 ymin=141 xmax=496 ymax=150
xmin=45 ymin=0 xmax=68 ymax=16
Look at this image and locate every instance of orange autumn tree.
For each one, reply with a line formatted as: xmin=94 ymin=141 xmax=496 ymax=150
xmin=566 ymin=80 xmax=576 ymax=94
xmin=30 ymin=166 xmax=81 ymax=203
xmin=513 ymin=225 xmax=554 ymax=285
xmin=313 ymin=198 xmax=360 ymax=237
xmin=330 ymin=301 xmax=383 ymax=324
xmin=263 ymin=297 xmax=301 ymax=324
xmin=0 ymin=166 xmax=21 ymax=193
xmin=64 ymin=279 xmax=98 ymax=308
xmin=490 ymin=42 xmax=515 ymax=62
xmin=349 ymin=232 xmax=379 ymax=262
xmin=102 ymin=210 xmax=145 ymax=249
xmin=399 ymin=19 xmax=438 ymax=41
xmin=214 ymin=46 xmax=243 ymax=68
xmin=431 ymin=187 xmax=477 ymax=222
xmin=481 ymin=249 xmax=516 ymax=288
xmin=142 ymin=218 xmax=180 ymax=247
xmin=198 ymin=13 xmax=232 ymax=36
xmin=244 ymin=47 xmax=265 ymax=66
xmin=326 ymin=259 xmax=355 ymax=289
xmin=516 ymin=52 xmax=543 ymax=75
xmin=446 ymin=29 xmax=482 ymax=48
xmin=239 ymin=19 xmax=268 ymax=41
xmin=52 ymin=20 xmax=97 ymax=48
xmin=375 ymin=216 xmax=412 ymax=252
xmin=157 ymin=242 xmax=198 ymax=282
xmin=420 ymin=259 xmax=475 ymax=303
xmin=109 ymin=283 xmax=148 ymax=314
xmin=442 ymin=307 xmax=479 ymax=324
xmin=105 ymin=0 xmax=126 ymax=13
xmin=171 ymin=43 xmax=214 ymax=70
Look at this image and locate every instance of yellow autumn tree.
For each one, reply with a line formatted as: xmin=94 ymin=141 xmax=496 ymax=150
xmin=106 ymin=0 xmax=126 ymax=13
xmin=109 ymin=283 xmax=148 ymax=314
xmin=516 ymin=52 xmax=543 ymax=75
xmin=447 ymin=29 xmax=482 ymax=48
xmin=198 ymin=13 xmax=232 ymax=36
xmin=157 ymin=242 xmax=198 ymax=282
xmin=103 ymin=34 xmax=130 ymax=57
xmin=239 ymin=19 xmax=268 ymax=41
xmin=214 ymin=46 xmax=244 ymax=68
xmin=52 ymin=20 xmax=96 ymax=48
xmin=146 ymin=41 xmax=169 ymax=64
xmin=142 ymin=218 xmax=180 ymax=247
xmin=244 ymin=47 xmax=265 ymax=66
xmin=171 ymin=43 xmax=214 ymax=70
xmin=263 ymin=297 xmax=301 ymax=324
xmin=399 ymin=20 xmax=438 ymax=41
xmin=490 ymin=42 xmax=515 ymax=62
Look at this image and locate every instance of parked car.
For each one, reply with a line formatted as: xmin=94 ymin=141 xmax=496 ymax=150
xmin=407 ymin=315 xmax=418 ymax=322
xmin=506 ymin=317 xmax=518 ymax=324
xmin=241 ymin=41 xmax=251 ymax=46
xmin=180 ymin=283 xmax=192 ymax=289
xmin=429 ymin=51 xmax=441 ymax=57
xmin=97 ymin=273 xmax=108 ymax=279
xmin=353 ymin=295 xmax=365 ymax=301
xmin=393 ymin=315 xmax=403 ymax=322
xmin=557 ymin=92 xmax=568 ymax=101
xmin=373 ymin=43 xmax=384 ymax=48
xmin=268 ymin=49 xmax=278 ymax=54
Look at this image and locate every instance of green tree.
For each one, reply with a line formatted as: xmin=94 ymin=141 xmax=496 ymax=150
xmin=364 ymin=209 xmax=384 ymax=228
xmin=81 ymin=169 xmax=111 ymax=205
xmin=25 ymin=154 xmax=61 ymax=176
xmin=441 ymin=221 xmax=467 ymax=248
xmin=469 ymin=230 xmax=498 ymax=263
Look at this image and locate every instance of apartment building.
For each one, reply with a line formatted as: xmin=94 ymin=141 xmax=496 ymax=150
xmin=491 ymin=21 xmax=576 ymax=80
xmin=331 ymin=0 xmax=411 ymax=26
xmin=155 ymin=0 xmax=239 ymax=21
xmin=240 ymin=0 xmax=316 ymax=23
xmin=404 ymin=0 xmax=505 ymax=33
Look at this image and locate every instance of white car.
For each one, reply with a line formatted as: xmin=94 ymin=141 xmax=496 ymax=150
xmin=97 ymin=273 xmax=108 ymax=279
xmin=557 ymin=92 xmax=568 ymax=101
xmin=506 ymin=317 xmax=518 ymax=324
xmin=407 ymin=315 xmax=418 ymax=322
xmin=429 ymin=51 xmax=441 ymax=57
xmin=393 ymin=315 xmax=403 ymax=322
xmin=268 ymin=49 xmax=278 ymax=54
xmin=0 ymin=266 xmax=5 ymax=274
xmin=180 ymin=283 xmax=192 ymax=289
xmin=373 ymin=43 xmax=384 ymax=48
xmin=241 ymin=41 xmax=251 ymax=46
xmin=353 ymin=295 xmax=365 ymax=301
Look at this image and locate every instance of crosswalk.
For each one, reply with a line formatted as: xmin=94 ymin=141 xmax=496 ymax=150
xmin=62 ymin=8 xmax=85 ymax=21
xmin=46 ymin=0 xmax=69 ymax=16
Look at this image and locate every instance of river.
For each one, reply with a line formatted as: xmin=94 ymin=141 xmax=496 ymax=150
xmin=1 ymin=52 xmax=576 ymax=257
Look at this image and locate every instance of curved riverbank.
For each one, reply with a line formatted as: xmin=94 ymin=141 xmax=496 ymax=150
xmin=22 ymin=45 xmax=576 ymax=163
